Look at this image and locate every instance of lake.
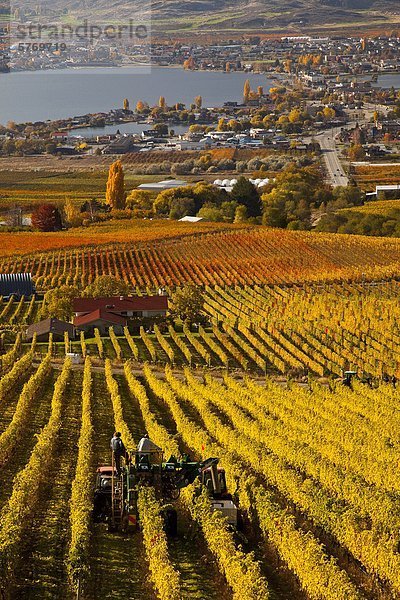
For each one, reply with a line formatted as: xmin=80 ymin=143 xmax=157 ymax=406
xmin=373 ymin=73 xmax=400 ymax=89
xmin=0 ymin=66 xmax=272 ymax=124
xmin=71 ymin=122 xmax=191 ymax=138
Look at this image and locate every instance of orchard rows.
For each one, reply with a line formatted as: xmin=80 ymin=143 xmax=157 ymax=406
xmin=0 ymin=350 xmax=399 ymax=599
xmin=4 ymin=229 xmax=400 ymax=288
xmin=203 ymin=281 xmax=400 ymax=378
xmin=5 ymin=278 xmax=400 ymax=378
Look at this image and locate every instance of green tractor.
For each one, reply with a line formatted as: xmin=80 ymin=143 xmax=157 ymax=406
xmin=93 ymin=436 xmax=239 ymax=535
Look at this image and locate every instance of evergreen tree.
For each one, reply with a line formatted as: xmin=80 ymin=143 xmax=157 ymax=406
xmin=230 ymin=177 xmax=262 ymax=217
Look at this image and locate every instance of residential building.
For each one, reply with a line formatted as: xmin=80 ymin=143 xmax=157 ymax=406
xmin=73 ymin=295 xmax=169 ymax=334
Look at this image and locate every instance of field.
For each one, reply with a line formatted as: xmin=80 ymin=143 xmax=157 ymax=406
xmin=1 ymin=349 xmax=400 ymax=599
xmin=121 ymin=148 xmax=297 ymax=167
xmin=2 ymin=224 xmax=400 ymax=599
xmin=0 ymin=219 xmax=240 ymax=257
xmin=352 ymin=164 xmax=400 ymax=191
xmin=0 ymin=170 xmax=154 ymax=212
xmin=0 ymin=154 xmax=114 ymax=173
xmin=4 ymin=226 xmax=400 ymax=283
xmin=340 ymin=199 xmax=400 ymax=217
xmin=3 ymin=275 xmax=400 ymax=379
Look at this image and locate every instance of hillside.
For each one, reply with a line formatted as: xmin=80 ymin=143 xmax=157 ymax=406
xmin=3 ymin=226 xmax=400 ymax=284
xmin=35 ymin=0 xmax=400 ymax=33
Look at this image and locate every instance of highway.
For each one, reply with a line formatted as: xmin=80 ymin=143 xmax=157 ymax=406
xmin=318 ymin=128 xmax=349 ymax=187
xmin=304 ymin=124 xmax=355 ymax=187
xmin=310 ymin=102 xmax=390 ymax=187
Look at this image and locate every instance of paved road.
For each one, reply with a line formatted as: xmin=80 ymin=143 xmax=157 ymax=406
xmin=318 ymin=129 xmax=349 ymax=187
xmin=305 ymin=123 xmax=356 ymax=187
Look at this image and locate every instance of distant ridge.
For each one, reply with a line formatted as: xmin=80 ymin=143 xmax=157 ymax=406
xmin=11 ymin=0 xmax=400 ymax=33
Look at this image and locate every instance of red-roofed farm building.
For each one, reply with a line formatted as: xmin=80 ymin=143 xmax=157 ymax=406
xmin=73 ymin=295 xmax=168 ymax=335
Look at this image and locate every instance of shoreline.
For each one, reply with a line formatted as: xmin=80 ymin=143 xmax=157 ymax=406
xmin=2 ymin=60 xmax=398 ymax=80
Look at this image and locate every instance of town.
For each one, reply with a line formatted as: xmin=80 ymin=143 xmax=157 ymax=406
xmin=1 ymin=31 xmax=400 ymax=74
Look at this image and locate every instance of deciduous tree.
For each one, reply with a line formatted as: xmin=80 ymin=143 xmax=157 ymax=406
xmin=183 ymin=57 xmax=195 ymax=70
xmin=42 ymin=285 xmax=79 ymax=320
xmin=106 ymin=160 xmax=125 ymax=209
xmin=126 ymin=189 xmax=153 ymax=211
xmin=243 ymin=79 xmax=251 ymax=103
xmin=348 ymin=144 xmax=365 ymax=161
xmin=31 ymin=204 xmax=62 ymax=232
xmin=169 ymin=197 xmax=195 ymax=220
xmin=234 ymin=204 xmax=248 ymax=223
xmin=171 ymin=284 xmax=204 ymax=324
xmin=64 ymin=198 xmax=82 ymax=228
xmin=83 ymin=275 xmax=129 ymax=298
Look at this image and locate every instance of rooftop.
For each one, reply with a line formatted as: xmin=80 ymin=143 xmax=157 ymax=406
xmin=73 ymin=295 xmax=168 ymax=313
xmin=74 ymin=308 xmax=127 ymax=327
xmin=137 ymin=179 xmax=188 ymax=191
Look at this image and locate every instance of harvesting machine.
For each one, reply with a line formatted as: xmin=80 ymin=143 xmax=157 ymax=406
xmin=93 ymin=436 xmax=239 ymax=535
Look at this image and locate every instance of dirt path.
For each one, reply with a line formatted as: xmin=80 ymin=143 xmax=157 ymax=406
xmin=154 ymin=374 xmax=308 ymax=600
xmin=138 ymin=375 xmax=233 ymax=600
xmin=0 ymin=364 xmax=35 ymax=431
xmin=13 ymin=369 xmax=82 ymax=599
xmin=88 ymin=371 xmax=156 ymax=600
xmin=0 ymin=370 xmax=54 ymax=512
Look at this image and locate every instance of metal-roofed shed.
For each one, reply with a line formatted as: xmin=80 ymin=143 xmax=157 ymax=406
xmin=0 ymin=273 xmax=35 ymax=298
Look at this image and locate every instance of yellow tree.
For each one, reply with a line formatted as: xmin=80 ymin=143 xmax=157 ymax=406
xmin=257 ymin=86 xmax=264 ymax=97
xmin=348 ymin=144 xmax=365 ymax=161
xmin=288 ymin=108 xmax=301 ymax=123
xmin=194 ymin=95 xmax=202 ymax=109
xmin=322 ymin=106 xmax=336 ymax=120
xmin=217 ymin=118 xmax=227 ymax=132
xmin=284 ymin=59 xmax=292 ymax=73
xmin=183 ymin=57 xmax=195 ymax=70
xmin=64 ymin=197 xmax=82 ymax=227
xmin=106 ymin=160 xmax=125 ymax=209
xmin=136 ymin=100 xmax=146 ymax=112
xmin=123 ymin=98 xmax=130 ymax=110
xmin=225 ymin=62 xmax=231 ymax=72
xmin=159 ymin=96 xmax=166 ymax=109
xmin=243 ymin=79 xmax=251 ymax=103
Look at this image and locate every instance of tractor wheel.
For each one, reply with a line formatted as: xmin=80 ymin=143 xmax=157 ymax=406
xmin=108 ymin=520 xmax=116 ymax=533
xmin=163 ymin=508 xmax=178 ymax=537
xmin=236 ymin=511 xmax=244 ymax=532
xmin=121 ymin=514 xmax=129 ymax=534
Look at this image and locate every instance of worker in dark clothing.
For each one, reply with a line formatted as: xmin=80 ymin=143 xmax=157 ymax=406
xmin=110 ymin=432 xmax=126 ymax=477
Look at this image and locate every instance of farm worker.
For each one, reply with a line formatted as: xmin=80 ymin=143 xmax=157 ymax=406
xmin=110 ymin=432 xmax=126 ymax=477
